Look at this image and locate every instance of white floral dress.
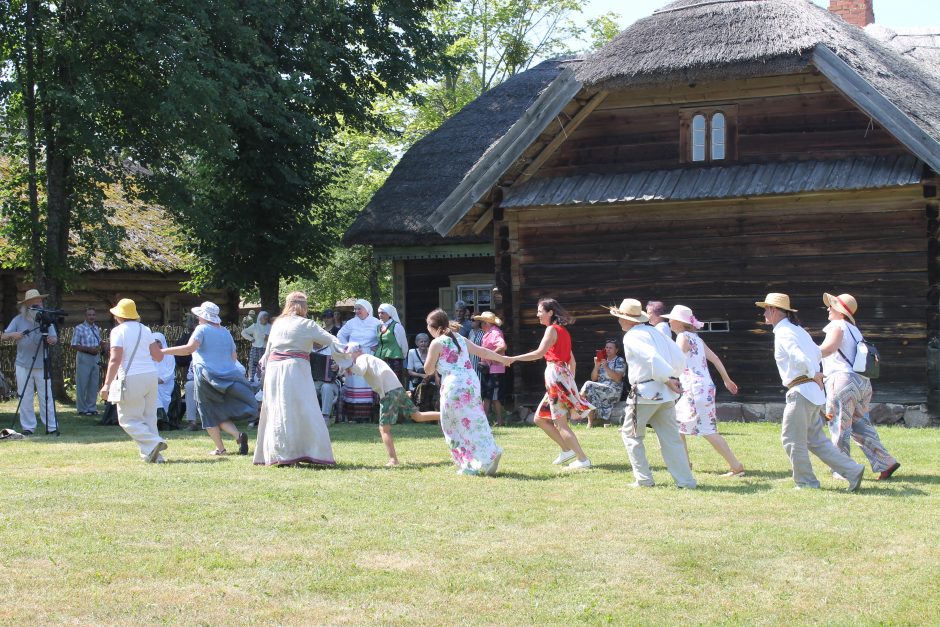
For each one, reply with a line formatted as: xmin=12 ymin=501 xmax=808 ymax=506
xmin=675 ymin=333 xmax=718 ymax=436
xmin=436 ymin=334 xmax=502 ymax=474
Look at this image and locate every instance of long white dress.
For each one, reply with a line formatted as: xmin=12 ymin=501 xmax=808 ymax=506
xmin=336 ymin=311 xmax=379 ymax=420
xmin=253 ymin=315 xmax=344 ymax=466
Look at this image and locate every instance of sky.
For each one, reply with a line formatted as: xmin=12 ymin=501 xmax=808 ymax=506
xmin=578 ymin=0 xmax=937 ymax=30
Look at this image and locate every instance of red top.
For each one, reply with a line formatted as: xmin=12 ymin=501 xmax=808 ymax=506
xmin=544 ymin=324 xmax=571 ymax=363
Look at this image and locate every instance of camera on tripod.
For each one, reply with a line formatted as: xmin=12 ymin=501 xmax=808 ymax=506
xmin=30 ymin=306 xmax=66 ymax=333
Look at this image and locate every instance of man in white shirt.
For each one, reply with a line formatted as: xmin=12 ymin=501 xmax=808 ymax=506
xmin=756 ymin=293 xmax=864 ymax=491
xmin=646 ymin=301 xmax=671 ymax=338
xmin=611 ymin=299 xmax=696 ymax=489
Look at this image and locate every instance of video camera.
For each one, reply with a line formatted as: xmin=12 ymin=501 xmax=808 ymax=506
xmin=30 ymin=306 xmax=66 ymax=333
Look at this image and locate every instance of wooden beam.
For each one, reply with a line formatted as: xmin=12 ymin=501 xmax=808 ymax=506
xmin=427 ymin=68 xmax=583 ymax=236
xmin=812 ymin=44 xmax=940 ymax=175
xmin=516 ymin=90 xmax=609 ymax=184
xmin=471 ymin=207 xmax=494 ymax=234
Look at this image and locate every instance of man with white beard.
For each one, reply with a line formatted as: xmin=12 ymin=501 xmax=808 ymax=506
xmin=1 ymin=289 xmax=59 ymax=435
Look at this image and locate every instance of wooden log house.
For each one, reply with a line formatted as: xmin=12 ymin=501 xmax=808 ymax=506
xmin=347 ymin=0 xmax=940 ymax=413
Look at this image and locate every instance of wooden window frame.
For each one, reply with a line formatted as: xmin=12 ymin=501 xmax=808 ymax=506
xmin=679 ymin=105 xmax=737 ymax=164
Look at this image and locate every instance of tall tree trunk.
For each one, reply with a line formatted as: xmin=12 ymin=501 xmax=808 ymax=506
xmin=259 ymin=274 xmax=281 ymax=316
xmin=24 ymin=0 xmax=45 ymax=289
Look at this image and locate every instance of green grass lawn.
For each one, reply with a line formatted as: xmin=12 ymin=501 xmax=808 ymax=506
xmin=1 ymin=401 xmax=938 ymax=625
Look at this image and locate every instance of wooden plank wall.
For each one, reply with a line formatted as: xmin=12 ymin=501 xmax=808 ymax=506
xmin=504 ymin=188 xmax=928 ymax=405
xmin=538 ymin=74 xmax=906 ymax=178
xmin=1 ymin=270 xmax=236 ymax=328
xmin=402 ymin=257 xmax=494 ymax=342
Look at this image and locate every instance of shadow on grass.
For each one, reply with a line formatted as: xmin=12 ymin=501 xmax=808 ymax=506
xmin=326 ymin=423 xmax=445 ymax=442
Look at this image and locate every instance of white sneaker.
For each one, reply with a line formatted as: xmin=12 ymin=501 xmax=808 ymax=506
xmin=552 ymin=450 xmax=576 ymax=465
xmin=565 ymin=458 xmax=592 ymax=471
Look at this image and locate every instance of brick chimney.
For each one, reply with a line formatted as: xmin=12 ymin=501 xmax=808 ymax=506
xmin=828 ymin=0 xmax=875 ymax=28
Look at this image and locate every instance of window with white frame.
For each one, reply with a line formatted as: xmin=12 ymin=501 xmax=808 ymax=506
xmin=680 ymin=105 xmax=736 ymax=164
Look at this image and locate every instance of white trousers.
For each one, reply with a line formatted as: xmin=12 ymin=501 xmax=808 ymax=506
xmin=15 ymin=365 xmax=57 ymax=432
xmin=316 ymin=381 xmax=339 ymax=422
xmin=117 ymin=371 xmax=164 ymax=461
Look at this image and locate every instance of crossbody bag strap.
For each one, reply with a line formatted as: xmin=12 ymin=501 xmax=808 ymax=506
xmin=122 ymin=325 xmax=144 ymax=376
xmin=836 ymin=323 xmax=860 ymax=367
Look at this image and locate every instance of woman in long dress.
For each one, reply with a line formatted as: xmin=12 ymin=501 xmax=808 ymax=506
xmin=337 ymin=299 xmax=379 ymax=422
xmin=253 ymin=292 xmax=345 ymax=466
xmin=663 ymin=305 xmax=744 ymax=477
xmin=421 ymin=308 xmax=508 ymax=476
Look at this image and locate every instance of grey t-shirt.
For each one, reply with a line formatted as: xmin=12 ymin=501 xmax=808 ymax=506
xmin=4 ymin=314 xmax=58 ymax=369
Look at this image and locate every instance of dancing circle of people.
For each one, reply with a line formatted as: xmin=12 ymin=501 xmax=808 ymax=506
xmin=36 ymin=287 xmax=900 ymax=489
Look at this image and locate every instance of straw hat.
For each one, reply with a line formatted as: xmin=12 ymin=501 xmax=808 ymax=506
xmin=755 ymin=293 xmax=797 ymax=312
xmin=109 ymin=298 xmax=140 ymax=320
xmin=191 ymin=301 xmax=221 ymax=324
xmin=823 ymin=292 xmax=857 ymax=324
xmin=18 ymin=288 xmax=48 ymax=305
xmin=661 ymin=305 xmax=704 ymax=329
xmin=608 ymin=299 xmax=650 ymax=323
xmin=472 ymin=311 xmax=502 ymax=326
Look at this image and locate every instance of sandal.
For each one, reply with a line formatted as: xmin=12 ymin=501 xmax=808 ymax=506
xmin=722 ymin=467 xmax=746 ymax=478
xmin=209 ymin=448 xmax=227 ymax=456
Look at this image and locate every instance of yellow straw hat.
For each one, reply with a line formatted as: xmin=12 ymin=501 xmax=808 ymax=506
xmin=472 ymin=311 xmax=502 ymax=326
xmin=109 ymin=298 xmax=140 ymax=320
xmin=755 ymin=293 xmax=797 ymax=312
xmin=823 ymin=292 xmax=857 ymax=324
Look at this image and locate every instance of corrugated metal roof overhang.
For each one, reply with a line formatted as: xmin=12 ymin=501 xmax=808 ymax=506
xmin=500 ymin=155 xmax=925 ymax=209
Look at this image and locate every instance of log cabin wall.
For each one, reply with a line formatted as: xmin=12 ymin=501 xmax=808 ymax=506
xmin=537 ymin=72 xmax=907 ymax=178
xmin=402 ymin=257 xmax=494 ymax=342
xmin=504 ymin=187 xmax=928 ymax=405
xmin=1 ymin=270 xmax=235 ymax=329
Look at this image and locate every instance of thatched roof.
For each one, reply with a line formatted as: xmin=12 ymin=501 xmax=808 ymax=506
xmin=575 ymin=0 xmax=940 ymax=172
xmin=867 ymin=25 xmax=940 ymax=81
xmin=343 ymin=58 xmax=571 ymax=247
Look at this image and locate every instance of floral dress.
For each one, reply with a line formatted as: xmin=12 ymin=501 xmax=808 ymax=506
xmin=580 ymin=356 xmax=626 ymax=422
xmin=436 ymin=334 xmax=502 ymax=474
xmin=675 ymin=332 xmax=718 ymax=436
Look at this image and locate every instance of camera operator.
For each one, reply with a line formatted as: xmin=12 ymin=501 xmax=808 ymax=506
xmin=71 ymin=307 xmax=103 ymax=416
xmin=1 ymin=289 xmax=59 ymax=435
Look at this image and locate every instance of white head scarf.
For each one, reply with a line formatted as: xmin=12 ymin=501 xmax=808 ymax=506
xmin=151 ymin=331 xmax=169 ymax=349
xmin=377 ymin=303 xmax=401 ymax=325
xmin=355 ymin=298 xmax=373 ymax=317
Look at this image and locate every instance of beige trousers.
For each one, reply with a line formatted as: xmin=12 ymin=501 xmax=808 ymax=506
xmin=620 ymin=401 xmax=696 ymax=488
xmin=117 ymin=371 xmax=164 ymax=461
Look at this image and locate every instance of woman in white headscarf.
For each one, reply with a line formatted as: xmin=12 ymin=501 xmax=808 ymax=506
xmin=337 ymin=299 xmax=380 ymax=422
xmin=151 ymin=332 xmax=177 ymax=418
xmin=375 ymin=303 xmax=408 ymax=386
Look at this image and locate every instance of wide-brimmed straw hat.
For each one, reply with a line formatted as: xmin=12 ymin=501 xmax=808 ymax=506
xmin=755 ymin=293 xmax=797 ymax=312
xmin=661 ymin=305 xmax=704 ymax=329
xmin=191 ymin=301 xmax=221 ymax=324
xmin=607 ymin=299 xmax=650 ymax=323
xmin=472 ymin=311 xmax=502 ymax=326
xmin=18 ymin=288 xmax=48 ymax=304
xmin=823 ymin=292 xmax=857 ymax=324
xmin=110 ymin=298 xmax=140 ymax=320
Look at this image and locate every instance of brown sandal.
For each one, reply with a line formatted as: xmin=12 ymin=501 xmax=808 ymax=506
xmin=209 ymin=448 xmax=227 ymax=456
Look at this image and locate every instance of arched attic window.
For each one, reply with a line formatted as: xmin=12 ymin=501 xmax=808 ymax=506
xmin=680 ymin=105 xmax=736 ymax=164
